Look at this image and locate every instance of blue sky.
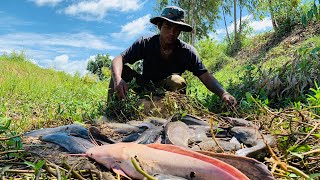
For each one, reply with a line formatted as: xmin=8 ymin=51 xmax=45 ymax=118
xmin=0 ymin=0 xmax=272 ymax=76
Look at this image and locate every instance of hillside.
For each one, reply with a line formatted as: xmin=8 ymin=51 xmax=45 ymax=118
xmin=0 ymin=53 xmax=109 ymax=132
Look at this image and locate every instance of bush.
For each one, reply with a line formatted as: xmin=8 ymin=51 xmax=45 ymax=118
xmin=196 ymin=39 xmax=232 ymax=72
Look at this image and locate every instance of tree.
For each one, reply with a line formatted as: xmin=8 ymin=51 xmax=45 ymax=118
xmin=255 ymin=0 xmax=302 ymax=34
xmin=87 ymin=54 xmax=112 ymax=80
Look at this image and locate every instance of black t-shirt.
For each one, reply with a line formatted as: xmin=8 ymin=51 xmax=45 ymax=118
xmin=121 ymin=34 xmax=207 ymax=82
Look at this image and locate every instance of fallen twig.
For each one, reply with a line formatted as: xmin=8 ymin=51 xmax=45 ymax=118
xmin=295 ymin=123 xmax=319 ymax=146
xmin=209 ymin=117 xmax=225 ymax=153
xmin=0 ymin=134 xmax=23 ymax=141
xmin=131 ymin=156 xmax=155 ymax=180
xmin=62 ymin=162 xmax=86 ymax=180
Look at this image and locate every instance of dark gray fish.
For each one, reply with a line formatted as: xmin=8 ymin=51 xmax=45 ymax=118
xmin=188 ymin=126 xmax=209 ymax=144
xmin=135 ymin=115 xmax=175 ymax=144
xmin=108 ymin=123 xmax=147 ymax=135
xmin=180 ymin=114 xmax=209 ymax=126
xmin=197 ymin=151 xmax=275 ymax=180
xmin=135 ymin=126 xmax=163 ymax=144
xmin=24 ymin=124 xmax=89 ymax=139
xmin=122 ymin=132 xmax=142 ymax=142
xmin=88 ymin=126 xmax=116 ymax=144
xmin=188 ymin=125 xmax=229 ymax=138
xmin=231 ymin=126 xmax=260 ymax=146
xmin=195 ymin=137 xmax=241 ymax=152
xmin=224 ymin=117 xmax=258 ymax=128
xmin=231 ymin=126 xmax=275 ymax=158
xmin=127 ymin=121 xmax=155 ymax=129
xmin=40 ymin=132 xmax=95 ymax=153
xmin=236 ymin=134 xmax=275 ymax=158
xmin=145 ymin=117 xmax=168 ymax=126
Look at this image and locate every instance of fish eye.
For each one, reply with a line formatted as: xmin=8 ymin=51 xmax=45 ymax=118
xmin=190 ymin=171 xmax=196 ymax=178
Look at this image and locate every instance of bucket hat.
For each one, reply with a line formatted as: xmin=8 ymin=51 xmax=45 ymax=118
xmin=150 ymin=6 xmax=193 ymax=32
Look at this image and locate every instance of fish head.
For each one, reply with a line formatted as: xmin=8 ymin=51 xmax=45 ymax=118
xmin=85 ymin=144 xmax=130 ymax=169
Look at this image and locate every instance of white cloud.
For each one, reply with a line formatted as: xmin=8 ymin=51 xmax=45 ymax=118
xmin=250 ymin=17 xmax=272 ymax=31
xmin=29 ymin=0 xmax=63 ymax=6
xmin=111 ymin=14 xmax=152 ymax=40
xmin=0 ymin=32 xmax=119 ymax=50
xmin=210 ymin=15 xmax=272 ymax=41
xmin=64 ymin=0 xmax=143 ymax=20
xmin=44 ymin=54 xmax=94 ymax=76
xmin=0 ymin=32 xmax=121 ymax=75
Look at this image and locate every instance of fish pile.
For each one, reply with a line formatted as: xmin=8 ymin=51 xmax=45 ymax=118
xmin=24 ymin=114 xmax=275 ymax=180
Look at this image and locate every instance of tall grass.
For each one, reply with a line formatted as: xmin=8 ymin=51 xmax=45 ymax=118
xmin=0 ymin=52 xmax=109 ymax=132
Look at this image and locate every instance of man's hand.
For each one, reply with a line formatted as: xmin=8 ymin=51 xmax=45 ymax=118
xmin=222 ymin=92 xmax=237 ymax=108
xmin=114 ymin=79 xmax=128 ymax=100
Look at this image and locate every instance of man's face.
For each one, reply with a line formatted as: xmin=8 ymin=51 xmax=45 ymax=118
xmin=160 ymin=20 xmax=182 ymax=44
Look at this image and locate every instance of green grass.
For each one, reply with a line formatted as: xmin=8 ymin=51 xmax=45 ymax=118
xmin=0 ymin=52 xmax=109 ymax=133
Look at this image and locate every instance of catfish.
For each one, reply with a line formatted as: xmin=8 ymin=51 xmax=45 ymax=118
xmin=86 ymin=143 xmax=249 ymax=180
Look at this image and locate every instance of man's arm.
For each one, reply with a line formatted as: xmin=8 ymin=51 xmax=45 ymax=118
xmin=198 ymin=72 xmax=237 ymax=107
xmin=111 ymin=55 xmax=128 ymax=99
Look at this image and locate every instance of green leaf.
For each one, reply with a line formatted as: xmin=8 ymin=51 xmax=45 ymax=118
xmin=35 ymin=160 xmax=46 ymax=170
xmin=308 ymin=9 xmax=314 ymax=20
xmin=310 ymin=47 xmax=320 ymax=55
xmin=0 ymin=118 xmax=11 ymax=132
xmin=288 ymin=145 xmax=311 ymax=153
xmin=298 ymin=46 xmax=308 ymax=55
xmin=245 ymin=92 xmax=253 ymax=102
xmin=314 ymin=4 xmax=319 ymax=20
xmin=309 ymin=173 xmax=320 ymax=179
xmin=289 ymin=173 xmax=298 ymax=178
xmin=24 ymin=161 xmax=35 ymax=169
xmin=314 ymin=3 xmax=318 ymax=14
xmin=314 ymin=134 xmax=320 ymax=138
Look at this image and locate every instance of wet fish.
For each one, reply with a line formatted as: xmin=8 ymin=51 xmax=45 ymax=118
xmin=40 ymin=132 xmax=95 ymax=153
xmin=231 ymin=127 xmax=275 ymax=158
xmin=24 ymin=124 xmax=89 ymax=139
xmin=180 ymin=114 xmax=209 ymax=126
xmin=145 ymin=117 xmax=168 ymax=126
xmin=122 ymin=132 xmax=142 ymax=142
xmin=133 ymin=116 xmax=175 ymax=144
xmin=88 ymin=126 xmax=116 ymax=144
xmin=134 ymin=126 xmax=163 ymax=144
xmin=188 ymin=126 xmax=210 ymax=144
xmin=224 ymin=117 xmax=258 ymax=128
xmin=236 ymin=134 xmax=275 ymax=158
xmin=197 ymin=151 xmax=275 ymax=180
xmin=127 ymin=121 xmax=155 ymax=129
xmin=86 ymin=143 xmax=249 ymax=180
xmin=194 ymin=137 xmax=241 ymax=152
xmin=107 ymin=123 xmax=147 ymax=135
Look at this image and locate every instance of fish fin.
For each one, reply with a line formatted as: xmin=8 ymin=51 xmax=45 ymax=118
xmin=112 ymin=165 xmax=132 ymax=180
xmin=147 ymin=144 xmax=249 ymax=180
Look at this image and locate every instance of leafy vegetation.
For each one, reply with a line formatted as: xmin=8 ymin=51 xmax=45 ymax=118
xmin=87 ymin=54 xmax=112 ymax=80
xmin=0 ymin=52 xmax=109 ymax=133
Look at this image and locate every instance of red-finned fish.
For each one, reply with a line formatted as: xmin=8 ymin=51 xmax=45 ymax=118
xmin=85 ymin=143 xmax=249 ymax=180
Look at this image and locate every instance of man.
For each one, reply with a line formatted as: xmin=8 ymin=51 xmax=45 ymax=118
xmin=109 ymin=6 xmax=237 ymax=107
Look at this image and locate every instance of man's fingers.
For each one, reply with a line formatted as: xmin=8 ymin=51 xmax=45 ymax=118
xmin=124 ymin=83 xmax=128 ymax=95
xmin=117 ymin=88 xmax=125 ymax=99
